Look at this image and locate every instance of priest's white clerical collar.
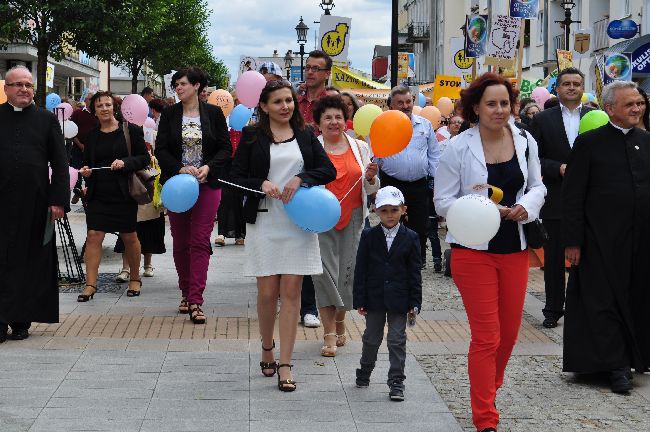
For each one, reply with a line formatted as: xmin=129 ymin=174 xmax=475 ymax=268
xmin=8 ymin=102 xmax=23 ymax=112
xmin=609 ymin=121 xmax=633 ymax=135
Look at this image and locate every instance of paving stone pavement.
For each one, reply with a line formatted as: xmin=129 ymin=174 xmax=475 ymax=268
xmin=1 ymin=210 xmax=648 ymax=431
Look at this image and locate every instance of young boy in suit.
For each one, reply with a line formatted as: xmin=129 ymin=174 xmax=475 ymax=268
xmin=353 ymin=186 xmax=422 ymax=401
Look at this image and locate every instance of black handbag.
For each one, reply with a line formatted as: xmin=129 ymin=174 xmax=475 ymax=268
xmin=521 ymin=130 xmax=549 ymax=249
xmin=123 ymin=122 xmax=158 ymax=205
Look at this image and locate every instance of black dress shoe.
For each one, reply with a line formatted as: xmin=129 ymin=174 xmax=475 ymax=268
xmin=433 ymin=260 xmax=442 ymax=272
xmin=9 ymin=328 xmax=29 ymax=341
xmin=610 ymin=368 xmax=633 ymax=394
xmin=480 ymin=429 xmax=497 ymax=432
xmin=542 ymin=317 xmax=558 ymax=328
xmin=0 ymin=324 xmax=7 ymax=343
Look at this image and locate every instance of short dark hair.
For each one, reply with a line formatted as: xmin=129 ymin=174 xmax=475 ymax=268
xmin=148 ymin=98 xmax=165 ymax=114
xmin=544 ymin=97 xmax=559 ymax=110
xmin=256 ymin=80 xmax=305 ymax=141
xmin=325 ymin=86 xmax=340 ymax=94
xmin=89 ymin=91 xmax=119 ymax=117
xmin=307 ymin=50 xmax=333 ymax=70
xmin=556 ymin=67 xmax=585 ymax=86
xmin=459 ymin=73 xmax=518 ymax=124
xmin=140 ymin=86 xmax=154 ymax=96
xmin=171 ymin=66 xmax=208 ymax=94
xmin=312 ymin=94 xmax=349 ymax=124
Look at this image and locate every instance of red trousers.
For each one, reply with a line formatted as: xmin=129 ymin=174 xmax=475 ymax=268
xmin=451 ymin=248 xmax=529 ymax=431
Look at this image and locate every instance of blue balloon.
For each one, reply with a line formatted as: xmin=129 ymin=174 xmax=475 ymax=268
xmin=46 ymin=93 xmax=62 ymax=111
xmin=229 ymin=104 xmax=253 ymax=131
xmin=161 ymin=174 xmax=199 ymax=213
xmin=418 ymin=92 xmax=426 ymax=108
xmin=284 ymin=186 xmax=341 ymax=233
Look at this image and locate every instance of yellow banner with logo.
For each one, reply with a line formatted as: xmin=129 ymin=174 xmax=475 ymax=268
xmin=432 ymin=75 xmax=462 ymax=104
xmin=331 ymin=66 xmax=390 ymax=90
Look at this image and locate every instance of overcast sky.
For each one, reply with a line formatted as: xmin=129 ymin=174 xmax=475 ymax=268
xmin=206 ymin=0 xmax=391 ymax=81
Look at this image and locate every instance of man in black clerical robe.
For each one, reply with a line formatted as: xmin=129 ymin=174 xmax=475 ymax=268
xmin=562 ymin=80 xmax=650 ymax=394
xmin=0 ymin=66 xmax=69 ymax=342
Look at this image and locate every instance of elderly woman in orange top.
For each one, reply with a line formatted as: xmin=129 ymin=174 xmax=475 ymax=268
xmin=311 ymin=95 xmax=380 ymax=357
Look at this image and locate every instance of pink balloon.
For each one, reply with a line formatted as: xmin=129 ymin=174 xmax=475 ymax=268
xmin=68 ymin=167 xmax=78 ymax=191
xmin=531 ymin=87 xmax=551 ymax=106
xmin=143 ymin=117 xmax=156 ymax=129
xmin=55 ymin=102 xmax=74 ymax=121
xmin=121 ymin=94 xmax=149 ymax=126
xmin=236 ymin=71 xmax=267 ymax=108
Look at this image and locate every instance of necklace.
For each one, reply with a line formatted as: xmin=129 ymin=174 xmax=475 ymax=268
xmin=324 ymin=137 xmax=348 ymax=154
xmin=481 ymin=128 xmax=506 ymax=164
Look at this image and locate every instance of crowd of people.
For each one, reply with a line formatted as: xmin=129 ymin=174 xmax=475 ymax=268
xmin=2 ymin=50 xmax=650 ymax=432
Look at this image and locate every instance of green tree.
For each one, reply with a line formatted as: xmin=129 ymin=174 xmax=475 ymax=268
xmin=0 ymin=0 xmax=96 ymax=106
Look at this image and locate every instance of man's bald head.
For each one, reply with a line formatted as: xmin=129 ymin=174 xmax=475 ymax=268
xmin=4 ymin=66 xmax=34 ymax=108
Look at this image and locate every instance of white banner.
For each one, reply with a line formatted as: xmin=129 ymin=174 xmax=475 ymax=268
xmin=46 ymin=63 xmax=55 ymax=88
xmin=318 ymin=15 xmax=352 ymax=66
xmin=164 ymin=70 xmax=177 ymax=97
xmin=239 ymin=56 xmax=261 ymax=77
xmin=449 ymin=37 xmax=474 ymax=87
xmin=486 ymin=15 xmax=521 ymax=61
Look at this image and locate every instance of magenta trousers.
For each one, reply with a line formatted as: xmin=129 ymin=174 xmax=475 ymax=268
xmin=168 ymin=184 xmax=221 ymax=305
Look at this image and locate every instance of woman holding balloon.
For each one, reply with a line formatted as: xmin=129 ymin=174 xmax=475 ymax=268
xmin=434 ymin=73 xmax=545 ymax=432
xmin=78 ymin=91 xmax=151 ymax=302
xmin=230 ymin=79 xmax=336 ymax=392
xmin=155 ymin=67 xmax=232 ymax=324
xmin=311 ymin=95 xmax=379 ymax=356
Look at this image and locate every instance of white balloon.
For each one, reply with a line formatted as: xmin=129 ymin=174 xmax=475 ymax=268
xmin=61 ymin=120 xmax=78 ymax=139
xmin=446 ymin=194 xmax=501 ymax=246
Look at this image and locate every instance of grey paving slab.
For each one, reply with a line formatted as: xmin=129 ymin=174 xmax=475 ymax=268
xmin=249 ymin=421 xmax=357 ymax=432
xmin=139 ymin=419 xmax=249 ymax=432
xmin=28 ymin=417 xmax=142 ymax=432
xmin=144 ymin=399 xmax=246 ymax=420
xmin=0 ymin=417 xmax=34 ymax=432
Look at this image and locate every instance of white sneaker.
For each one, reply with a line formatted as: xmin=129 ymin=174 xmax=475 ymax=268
xmin=143 ymin=265 xmax=154 ymax=277
xmin=303 ymin=313 xmax=321 ymax=328
xmin=115 ymin=269 xmax=130 ymax=283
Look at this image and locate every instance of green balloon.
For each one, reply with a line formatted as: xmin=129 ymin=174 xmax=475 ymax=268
xmin=578 ymin=110 xmax=609 ymax=134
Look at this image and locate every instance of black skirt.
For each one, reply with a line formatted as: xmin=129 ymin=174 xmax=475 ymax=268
xmin=86 ymin=199 xmax=137 ymax=233
xmin=217 ymin=187 xmax=246 ymax=238
xmin=114 ymin=213 xmax=166 ymax=254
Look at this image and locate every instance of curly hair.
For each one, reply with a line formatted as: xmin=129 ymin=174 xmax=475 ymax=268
xmin=89 ymin=91 xmax=119 ymax=117
xmin=312 ymin=95 xmax=349 ymax=124
xmin=458 ymin=73 xmax=518 ymax=124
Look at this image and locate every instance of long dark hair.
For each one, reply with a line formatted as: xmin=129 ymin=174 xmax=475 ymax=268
xmin=256 ymin=80 xmax=305 ymax=142
xmin=638 ymin=87 xmax=650 ymax=131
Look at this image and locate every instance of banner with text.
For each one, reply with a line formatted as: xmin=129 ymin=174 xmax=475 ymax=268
xmin=603 ymin=52 xmax=632 ymax=85
xmin=319 ymin=15 xmax=352 ymax=66
xmin=485 ymin=15 xmax=521 ymax=67
xmin=465 ymin=15 xmax=489 ymax=58
xmin=450 ymin=37 xmax=474 ymax=86
xmin=331 ymin=66 xmax=390 ymax=90
xmin=509 ymin=0 xmax=539 ymax=19
xmin=433 ymin=75 xmax=462 ymax=104
xmin=46 ymin=63 xmax=55 ymax=88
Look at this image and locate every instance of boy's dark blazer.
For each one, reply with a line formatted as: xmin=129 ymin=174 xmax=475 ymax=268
xmin=353 ymin=224 xmax=422 ymax=313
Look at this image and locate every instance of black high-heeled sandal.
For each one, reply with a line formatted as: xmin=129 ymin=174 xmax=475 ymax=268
xmin=126 ymin=279 xmax=142 ymax=297
xmin=260 ymin=340 xmax=277 ymax=377
xmin=77 ymin=284 xmax=97 ymax=302
xmin=188 ymin=304 xmax=206 ymax=324
xmin=277 ymin=364 xmax=296 ymax=392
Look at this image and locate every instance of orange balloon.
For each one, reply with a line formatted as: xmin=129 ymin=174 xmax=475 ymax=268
xmin=436 ymin=97 xmax=454 ymax=117
xmin=412 ymin=105 xmax=422 ymax=115
xmin=369 ymin=110 xmax=413 ymax=158
xmin=420 ymin=106 xmax=441 ymax=128
xmin=0 ymin=80 xmax=6 ymax=104
xmin=208 ymin=89 xmax=234 ymax=116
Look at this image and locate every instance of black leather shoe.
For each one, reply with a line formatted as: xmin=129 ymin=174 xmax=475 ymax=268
xmin=389 ymin=387 xmax=404 ymax=401
xmin=610 ymin=368 xmax=633 ymax=394
xmin=542 ymin=317 xmax=558 ymax=328
xmin=0 ymin=324 xmax=7 ymax=343
xmin=433 ymin=260 xmax=442 ymax=272
xmin=9 ymin=328 xmax=29 ymax=341
xmin=480 ymin=429 xmax=497 ymax=432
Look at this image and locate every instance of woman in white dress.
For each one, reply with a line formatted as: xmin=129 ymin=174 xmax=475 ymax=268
xmin=230 ymin=80 xmax=336 ymax=392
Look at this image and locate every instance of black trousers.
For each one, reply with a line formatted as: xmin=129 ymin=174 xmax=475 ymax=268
xmin=542 ymin=219 xmax=567 ymax=320
xmin=379 ymin=172 xmax=428 ymax=260
xmin=300 ymin=276 xmax=318 ymax=318
xmin=426 ymin=186 xmax=442 ymax=261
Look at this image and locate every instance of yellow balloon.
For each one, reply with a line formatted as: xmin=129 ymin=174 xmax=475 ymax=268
xmin=436 ymin=97 xmax=454 ymax=117
xmin=353 ymin=104 xmax=383 ymax=137
xmin=580 ymin=93 xmax=588 ymax=103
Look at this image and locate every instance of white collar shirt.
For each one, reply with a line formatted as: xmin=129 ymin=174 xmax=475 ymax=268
xmin=609 ymin=121 xmax=633 ymax=135
xmin=381 ymin=223 xmax=401 ymax=251
xmin=560 ymin=102 xmax=582 ymax=148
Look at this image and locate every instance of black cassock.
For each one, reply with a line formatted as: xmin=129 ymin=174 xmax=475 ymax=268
xmin=562 ymin=123 xmax=650 ymax=373
xmin=0 ymin=103 xmax=69 ymax=324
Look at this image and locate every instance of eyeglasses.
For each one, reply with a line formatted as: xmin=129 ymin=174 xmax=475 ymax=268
xmin=304 ymin=66 xmax=330 ymax=73
xmin=449 ymin=120 xmax=464 ymax=125
xmin=5 ymin=82 xmax=34 ymax=89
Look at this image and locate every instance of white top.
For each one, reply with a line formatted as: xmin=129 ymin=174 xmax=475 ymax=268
xmin=560 ymin=102 xmax=582 ymax=148
xmin=181 ymin=115 xmax=202 ymax=167
xmin=381 ymin=223 xmax=401 ymax=251
xmin=433 ymin=123 xmax=547 ymax=251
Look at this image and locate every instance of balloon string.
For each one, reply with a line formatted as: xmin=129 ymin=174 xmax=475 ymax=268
xmin=217 ymin=178 xmax=266 ymax=195
xmin=337 ymin=176 xmax=364 ymax=204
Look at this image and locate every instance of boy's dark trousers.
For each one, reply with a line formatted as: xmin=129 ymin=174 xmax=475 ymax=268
xmin=358 ymin=310 xmax=407 ymax=390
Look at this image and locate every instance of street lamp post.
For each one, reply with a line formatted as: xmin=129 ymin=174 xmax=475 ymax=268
xmin=320 ymin=0 xmax=335 ymax=15
xmin=555 ymin=0 xmax=580 ymax=51
xmin=295 ymin=17 xmax=309 ymax=81
xmin=284 ymin=50 xmax=294 ymax=81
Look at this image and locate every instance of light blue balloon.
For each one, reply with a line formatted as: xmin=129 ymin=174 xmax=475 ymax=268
xmin=418 ymin=92 xmax=426 ymax=108
xmin=161 ymin=174 xmax=199 ymax=213
xmin=229 ymin=104 xmax=253 ymax=131
xmin=46 ymin=93 xmax=62 ymax=111
xmin=284 ymin=186 xmax=341 ymax=233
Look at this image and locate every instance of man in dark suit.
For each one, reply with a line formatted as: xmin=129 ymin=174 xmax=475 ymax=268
xmin=528 ymin=67 xmax=593 ymax=328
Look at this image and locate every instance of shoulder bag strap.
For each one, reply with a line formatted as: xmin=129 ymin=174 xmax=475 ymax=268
xmin=123 ymin=122 xmax=132 ymax=156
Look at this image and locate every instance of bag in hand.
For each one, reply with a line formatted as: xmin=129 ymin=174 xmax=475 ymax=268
xmin=523 ymin=219 xmax=549 ymax=249
xmin=123 ymin=122 xmax=158 ymax=205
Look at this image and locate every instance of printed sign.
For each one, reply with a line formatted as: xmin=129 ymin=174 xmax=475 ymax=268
xmin=594 ymin=64 xmax=604 ymax=106
xmin=319 ymin=15 xmax=352 ymax=66
xmin=519 ymin=78 xmax=544 ymax=99
xmin=46 ymin=63 xmax=55 ymax=88
xmin=574 ymin=33 xmax=591 ymax=54
xmin=239 ymin=56 xmax=259 ymax=77
xmin=485 ymin=15 xmax=521 ymax=67
xmin=450 ymin=37 xmax=474 ymax=87
xmin=603 ymin=53 xmax=632 ymax=84
xmin=465 ymin=15 xmax=488 ymax=58
xmin=632 ymin=43 xmax=650 ymax=73
xmin=164 ymin=70 xmax=177 ymax=97
xmin=607 ymin=19 xmax=638 ymax=40
xmin=556 ymin=49 xmax=573 ymax=72
xmin=509 ymin=0 xmax=539 ymax=19
xmin=331 ymin=66 xmax=390 ymax=90
xmin=433 ymin=75 xmax=462 ymax=104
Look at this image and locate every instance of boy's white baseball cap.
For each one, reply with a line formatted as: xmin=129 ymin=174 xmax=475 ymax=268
xmin=375 ymin=186 xmax=404 ymax=208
